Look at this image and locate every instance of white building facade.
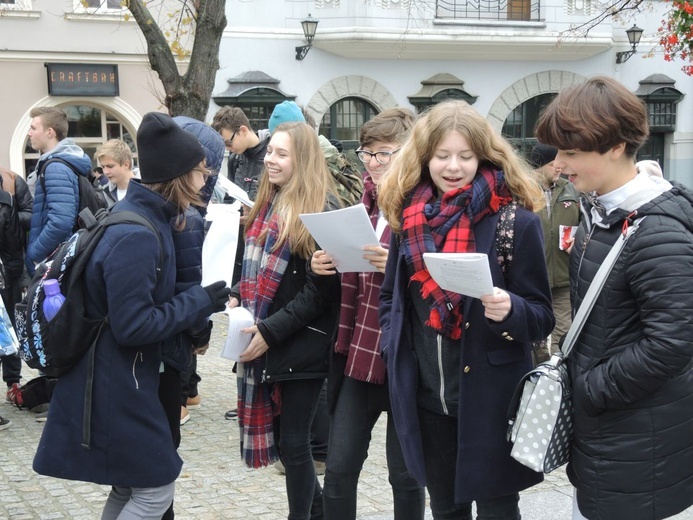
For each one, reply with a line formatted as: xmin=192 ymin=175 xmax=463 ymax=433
xmin=213 ymin=0 xmax=693 ymax=184
xmin=1 ymin=0 xmax=691 ymax=184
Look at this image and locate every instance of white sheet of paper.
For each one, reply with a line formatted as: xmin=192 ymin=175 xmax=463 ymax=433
xmin=423 ymin=252 xmax=494 ymax=298
xmin=215 ymin=175 xmax=254 ymax=208
xmin=299 ymin=203 xmax=380 ymax=273
xmin=221 ymin=307 xmax=254 ymax=362
xmin=202 ymin=203 xmax=241 ymax=287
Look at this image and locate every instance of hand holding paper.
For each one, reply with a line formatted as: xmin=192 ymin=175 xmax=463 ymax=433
xmin=300 ymin=204 xmax=380 ymax=273
xmin=423 ymin=253 xmax=494 ymax=298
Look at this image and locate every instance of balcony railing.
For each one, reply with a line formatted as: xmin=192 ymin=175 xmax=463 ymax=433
xmin=436 ymin=0 xmax=541 ymax=22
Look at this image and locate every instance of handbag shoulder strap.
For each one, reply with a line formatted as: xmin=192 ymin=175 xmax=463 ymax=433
xmin=561 ymin=216 xmax=645 ymax=357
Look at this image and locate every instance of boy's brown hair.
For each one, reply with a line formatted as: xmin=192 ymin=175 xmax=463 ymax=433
xmin=360 ymin=108 xmax=415 ymax=148
xmin=211 ymin=106 xmax=253 ymax=133
xmin=535 ymin=76 xmax=649 ymax=158
xmin=30 ymin=107 xmax=69 ymax=141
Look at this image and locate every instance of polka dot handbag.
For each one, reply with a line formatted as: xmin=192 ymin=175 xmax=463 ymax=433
xmin=506 ymin=217 xmax=645 ymax=474
xmin=507 ymin=357 xmax=572 ymax=473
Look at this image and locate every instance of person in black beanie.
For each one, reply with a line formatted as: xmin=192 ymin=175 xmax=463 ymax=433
xmin=33 ymin=111 xmax=232 ymax=520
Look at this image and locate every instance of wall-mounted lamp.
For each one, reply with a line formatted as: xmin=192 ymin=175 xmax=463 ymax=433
xmin=616 ymin=24 xmax=644 ymax=64
xmin=295 ymin=14 xmax=319 ymax=61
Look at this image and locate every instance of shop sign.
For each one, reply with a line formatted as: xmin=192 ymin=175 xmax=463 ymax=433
xmin=46 ymin=63 xmax=119 ymax=96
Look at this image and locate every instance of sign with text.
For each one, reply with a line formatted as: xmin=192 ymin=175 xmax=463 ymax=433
xmin=46 ymin=63 xmax=119 ymax=97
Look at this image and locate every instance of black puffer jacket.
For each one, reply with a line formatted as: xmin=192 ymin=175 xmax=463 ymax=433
xmin=0 ymin=169 xmax=33 ymax=280
xmin=567 ymin=182 xmax=693 ymax=520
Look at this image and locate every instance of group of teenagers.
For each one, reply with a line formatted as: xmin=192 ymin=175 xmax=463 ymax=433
xmin=21 ymin=74 xmax=693 ymax=520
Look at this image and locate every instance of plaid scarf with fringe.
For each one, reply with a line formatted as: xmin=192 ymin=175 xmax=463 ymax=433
xmin=402 ymin=168 xmax=511 ymax=339
xmin=238 ymin=195 xmax=290 ymax=468
xmin=335 ymin=175 xmax=388 ymax=384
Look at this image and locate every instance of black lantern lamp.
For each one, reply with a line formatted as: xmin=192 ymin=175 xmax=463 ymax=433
xmin=295 ymin=14 xmax=319 ymax=61
xmin=616 ymin=24 xmax=644 ymax=64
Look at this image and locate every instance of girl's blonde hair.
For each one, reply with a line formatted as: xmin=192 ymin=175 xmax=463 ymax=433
xmin=378 ymin=100 xmax=544 ymax=233
xmin=146 ymin=162 xmax=207 ymax=230
xmin=245 ymin=122 xmax=332 ymax=259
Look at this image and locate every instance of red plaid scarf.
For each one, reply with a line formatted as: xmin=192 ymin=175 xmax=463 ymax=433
xmin=237 ymin=195 xmax=290 ymax=468
xmin=335 ymin=175 xmax=389 ymax=384
xmin=402 ymin=168 xmax=511 ymax=339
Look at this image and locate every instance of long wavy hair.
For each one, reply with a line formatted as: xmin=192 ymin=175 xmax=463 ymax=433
xmin=245 ymin=122 xmax=331 ymax=259
xmin=378 ymin=100 xmax=544 ymax=233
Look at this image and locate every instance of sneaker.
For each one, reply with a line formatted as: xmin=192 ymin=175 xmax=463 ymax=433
xmin=225 ymin=408 xmax=238 ymax=420
xmin=186 ymin=395 xmax=201 ymax=409
xmin=180 ymin=406 xmax=190 ymax=426
xmin=35 ymin=410 xmax=48 ymax=423
xmin=6 ymin=383 xmax=22 ymax=406
xmin=0 ymin=415 xmax=11 ymax=431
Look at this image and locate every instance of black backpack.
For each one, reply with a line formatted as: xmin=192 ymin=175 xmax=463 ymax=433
xmin=14 ymin=208 xmax=162 ymax=378
xmin=38 ymin=158 xmax=110 ymax=231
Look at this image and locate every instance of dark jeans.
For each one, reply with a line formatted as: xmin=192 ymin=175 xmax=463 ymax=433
xmin=1 ymin=283 xmax=22 ymax=385
xmin=311 ymin=380 xmax=329 ymax=463
xmin=159 ymin=363 xmax=183 ymax=520
xmin=323 ymin=377 xmax=425 ymax=520
xmin=279 ymin=378 xmax=325 ymax=520
xmin=418 ymin=407 xmax=521 ymax=520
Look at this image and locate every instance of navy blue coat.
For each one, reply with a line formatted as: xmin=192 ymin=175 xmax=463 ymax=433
xmin=33 ymin=181 xmax=213 ymax=488
xmin=379 ymin=205 xmax=554 ymax=503
xmin=27 ymin=142 xmax=91 ymax=271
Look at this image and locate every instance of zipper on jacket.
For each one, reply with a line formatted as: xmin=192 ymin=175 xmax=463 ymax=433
xmin=132 ymin=352 xmax=143 ymax=390
xmin=436 ymin=334 xmax=449 ymax=415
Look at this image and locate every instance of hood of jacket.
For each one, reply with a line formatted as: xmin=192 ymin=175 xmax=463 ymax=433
xmin=37 ymin=138 xmax=92 ymax=177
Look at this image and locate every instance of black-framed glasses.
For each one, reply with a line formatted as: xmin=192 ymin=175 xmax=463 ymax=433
xmin=224 ymin=131 xmax=236 ymax=148
xmin=355 ymin=148 xmax=401 ymax=165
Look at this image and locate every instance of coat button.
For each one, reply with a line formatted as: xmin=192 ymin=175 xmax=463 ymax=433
xmin=502 ymin=331 xmax=508 ymax=337
xmin=465 ymin=322 xmax=470 ymax=329
xmin=464 ymin=366 xmax=471 ymax=373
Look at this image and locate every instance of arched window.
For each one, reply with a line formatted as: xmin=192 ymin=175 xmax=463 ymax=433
xmin=319 ymin=97 xmax=378 ymax=152
xmin=502 ymin=93 xmax=556 ymax=158
xmin=23 ymin=104 xmax=136 ymax=176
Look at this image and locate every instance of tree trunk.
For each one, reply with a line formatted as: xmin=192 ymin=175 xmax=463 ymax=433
xmin=127 ymin=0 xmax=227 ymax=120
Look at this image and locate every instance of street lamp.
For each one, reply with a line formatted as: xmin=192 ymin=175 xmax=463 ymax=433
xmin=616 ymin=24 xmax=644 ymax=64
xmin=295 ymin=14 xmax=319 ymax=61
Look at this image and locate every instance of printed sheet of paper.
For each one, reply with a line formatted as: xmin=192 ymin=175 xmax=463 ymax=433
xmin=215 ymin=175 xmax=254 ymax=208
xmin=299 ymin=203 xmax=380 ymax=273
xmin=423 ymin=253 xmax=494 ymax=299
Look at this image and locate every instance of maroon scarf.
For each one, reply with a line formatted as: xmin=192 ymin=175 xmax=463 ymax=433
xmin=335 ymin=175 xmax=389 ymax=384
xmin=402 ymin=168 xmax=511 ymax=339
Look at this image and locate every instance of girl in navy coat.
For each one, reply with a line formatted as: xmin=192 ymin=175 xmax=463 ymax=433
xmin=378 ymin=100 xmax=555 ymax=520
xmin=33 ymin=112 xmax=231 ymax=520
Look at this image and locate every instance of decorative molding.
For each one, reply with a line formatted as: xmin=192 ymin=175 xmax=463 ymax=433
xmin=10 ymin=95 xmax=142 ymax=174
xmin=487 ymin=70 xmax=586 ymax=132
xmin=306 ymin=75 xmax=398 ymax=125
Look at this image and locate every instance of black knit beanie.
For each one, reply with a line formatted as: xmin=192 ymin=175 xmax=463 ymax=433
xmin=528 ymin=143 xmax=558 ymax=169
xmin=137 ymin=112 xmax=206 ymax=184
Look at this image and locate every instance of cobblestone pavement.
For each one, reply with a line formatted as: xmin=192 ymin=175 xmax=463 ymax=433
xmin=1 ymin=315 xmax=692 ymax=519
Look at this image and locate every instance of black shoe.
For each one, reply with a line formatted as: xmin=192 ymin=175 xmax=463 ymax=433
xmin=0 ymin=415 xmax=11 ymax=431
xmin=225 ymin=408 xmax=238 ymax=420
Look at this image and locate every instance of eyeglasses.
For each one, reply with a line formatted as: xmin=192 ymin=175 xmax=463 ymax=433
xmin=224 ymin=131 xmax=237 ymax=148
xmin=355 ymin=148 xmax=401 ymax=165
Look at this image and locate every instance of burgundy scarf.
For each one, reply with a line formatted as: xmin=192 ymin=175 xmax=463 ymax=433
xmin=402 ymin=168 xmax=511 ymax=339
xmin=335 ymin=175 xmax=389 ymax=384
